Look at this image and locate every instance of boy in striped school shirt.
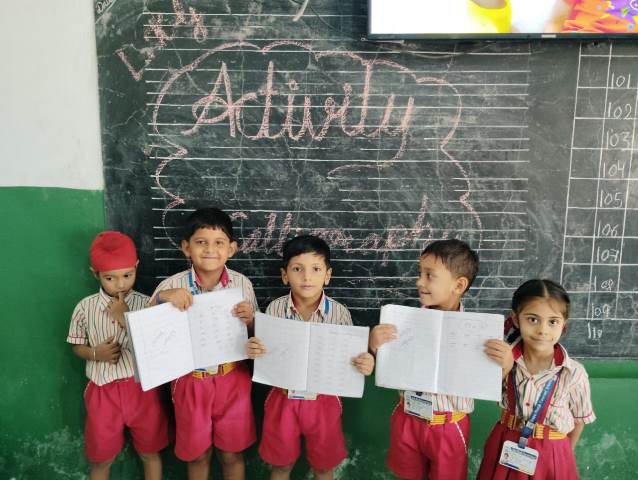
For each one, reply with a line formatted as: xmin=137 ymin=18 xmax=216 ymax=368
xmin=369 ymin=239 xmax=513 ymax=480
xmin=246 ymin=235 xmax=374 ymax=480
xmin=149 ymin=207 xmax=258 ymax=480
xmin=67 ymin=231 xmax=168 ymax=480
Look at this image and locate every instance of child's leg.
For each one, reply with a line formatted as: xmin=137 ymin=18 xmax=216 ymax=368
xmin=313 ymin=468 xmax=334 ymax=480
xmin=217 ymin=450 xmax=245 ymax=480
xmin=139 ymin=452 xmax=162 ymax=480
xmin=187 ymin=447 xmax=213 ymax=480
xmin=270 ymin=463 xmax=294 ymax=480
xmin=89 ymin=457 xmax=115 ymax=480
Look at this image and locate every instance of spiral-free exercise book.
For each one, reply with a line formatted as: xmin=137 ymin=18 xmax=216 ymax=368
xmin=125 ymin=288 xmax=247 ymax=391
xmin=252 ymin=313 xmax=370 ymax=398
xmin=375 ymin=305 xmax=503 ymax=401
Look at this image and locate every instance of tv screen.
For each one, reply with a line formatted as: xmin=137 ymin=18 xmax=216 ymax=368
xmin=368 ymin=0 xmax=638 ymax=39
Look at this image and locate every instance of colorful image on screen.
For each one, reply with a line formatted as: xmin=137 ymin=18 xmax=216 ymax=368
xmin=369 ymin=0 xmax=638 ymax=36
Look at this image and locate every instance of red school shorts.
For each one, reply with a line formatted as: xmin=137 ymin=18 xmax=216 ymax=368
xmin=477 ymin=421 xmax=579 ymax=480
xmin=83 ymin=377 xmax=169 ymax=463
xmin=171 ymin=362 xmax=256 ymax=461
xmin=258 ymin=388 xmax=347 ymax=471
xmin=387 ymin=402 xmax=471 ymax=480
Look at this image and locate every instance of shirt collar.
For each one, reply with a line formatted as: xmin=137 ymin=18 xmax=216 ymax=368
xmin=98 ymin=288 xmax=132 ymax=311
xmin=190 ymin=266 xmax=230 ymax=291
xmin=512 ymin=340 xmax=574 ymax=373
xmin=286 ymin=291 xmax=330 ymax=320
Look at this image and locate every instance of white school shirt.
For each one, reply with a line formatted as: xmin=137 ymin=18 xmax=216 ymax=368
xmin=67 ymin=289 xmax=148 ymax=386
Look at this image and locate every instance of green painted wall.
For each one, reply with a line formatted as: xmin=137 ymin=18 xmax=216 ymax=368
xmin=1 ymin=186 xmax=636 ymax=479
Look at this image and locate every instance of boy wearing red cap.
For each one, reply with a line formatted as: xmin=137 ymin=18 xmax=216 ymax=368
xmin=150 ymin=208 xmax=259 ymax=480
xmin=67 ymin=231 xmax=169 ymax=480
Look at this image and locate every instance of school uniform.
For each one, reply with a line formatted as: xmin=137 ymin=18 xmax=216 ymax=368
xmin=150 ymin=266 xmax=258 ymax=461
xmin=477 ymin=341 xmax=596 ymax=480
xmin=258 ymin=293 xmax=351 ymax=471
xmin=67 ymin=289 xmax=169 ymax=463
xmin=387 ymin=303 xmax=472 ymax=480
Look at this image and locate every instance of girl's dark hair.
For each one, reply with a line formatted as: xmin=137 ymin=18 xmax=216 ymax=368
xmin=511 ymin=279 xmax=570 ymax=319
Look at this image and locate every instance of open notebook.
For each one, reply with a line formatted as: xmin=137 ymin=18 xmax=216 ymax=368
xmin=125 ymin=288 xmax=247 ymax=390
xmin=252 ymin=313 xmax=370 ymax=398
xmin=375 ymin=305 xmax=504 ymax=401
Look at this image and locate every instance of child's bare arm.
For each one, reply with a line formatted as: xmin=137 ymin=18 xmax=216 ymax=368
xmin=545 ymin=0 xmax=572 ymax=32
xmin=369 ymin=324 xmax=398 ymax=355
xmin=484 ymin=339 xmax=514 ymax=378
xmin=151 ymin=288 xmax=193 ymax=310
xmin=568 ymin=420 xmax=585 ymax=448
xmin=72 ymin=336 xmax=121 ymax=364
xmin=352 ymin=352 xmax=375 ymax=376
xmin=246 ymin=336 xmax=266 ymax=359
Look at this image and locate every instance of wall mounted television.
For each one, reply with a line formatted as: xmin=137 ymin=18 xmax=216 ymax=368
xmin=368 ymin=0 xmax=638 ymax=39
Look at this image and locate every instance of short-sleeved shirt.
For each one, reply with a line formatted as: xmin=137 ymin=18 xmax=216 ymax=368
xmin=67 ymin=289 xmax=148 ymax=386
xmin=150 ymin=266 xmax=258 ymax=312
xmin=402 ymin=303 xmax=474 ymax=414
xmin=265 ymin=292 xmax=352 ymax=326
xmin=502 ymin=340 xmax=596 ymax=434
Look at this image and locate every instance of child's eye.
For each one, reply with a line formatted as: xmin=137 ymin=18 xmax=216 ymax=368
xmin=313 ymin=267 xmax=322 ymax=272
xmin=549 ymin=319 xmax=560 ymax=326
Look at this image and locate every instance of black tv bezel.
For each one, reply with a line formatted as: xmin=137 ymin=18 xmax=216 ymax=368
xmin=366 ymin=0 xmax=638 ymax=41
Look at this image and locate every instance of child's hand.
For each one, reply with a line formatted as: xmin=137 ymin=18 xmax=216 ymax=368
xmin=484 ymin=339 xmax=514 ymax=377
xmin=246 ymin=336 xmax=267 ymax=359
xmin=159 ymin=288 xmax=193 ymax=311
xmin=369 ymin=324 xmax=397 ymax=354
xmin=233 ymin=301 xmax=255 ymax=328
xmin=95 ymin=336 xmax=121 ymax=364
xmin=107 ymin=292 xmax=129 ymax=328
xmin=352 ymin=352 xmax=375 ymax=376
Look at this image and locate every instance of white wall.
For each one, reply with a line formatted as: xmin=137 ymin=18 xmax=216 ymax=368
xmin=0 ymin=1 xmax=104 ymax=189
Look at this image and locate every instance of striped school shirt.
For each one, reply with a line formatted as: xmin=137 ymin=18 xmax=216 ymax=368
xmin=150 ymin=266 xmax=259 ymax=313
xmin=67 ymin=289 xmax=148 ymax=386
xmin=265 ymin=292 xmax=352 ymax=326
xmin=502 ymin=341 xmax=596 ymax=434
xmin=402 ymin=302 xmax=474 ymax=414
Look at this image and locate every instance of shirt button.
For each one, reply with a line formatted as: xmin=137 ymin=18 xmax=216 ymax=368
xmin=525 ymin=402 xmax=531 ymax=406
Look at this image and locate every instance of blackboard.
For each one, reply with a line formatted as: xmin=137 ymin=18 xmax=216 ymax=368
xmin=95 ymin=0 xmax=638 ymax=358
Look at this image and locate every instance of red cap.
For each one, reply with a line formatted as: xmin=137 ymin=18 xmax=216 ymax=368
xmin=89 ymin=231 xmax=138 ymax=272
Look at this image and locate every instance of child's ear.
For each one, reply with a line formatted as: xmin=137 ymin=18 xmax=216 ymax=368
xmin=324 ymin=267 xmax=332 ymax=285
xmin=280 ymin=268 xmax=289 ymax=285
xmin=89 ymin=267 xmax=99 ymax=280
xmin=228 ymin=240 xmax=238 ymax=258
xmin=455 ymin=276 xmax=469 ymax=295
xmin=510 ymin=311 xmax=520 ymax=328
xmin=180 ymin=239 xmax=191 ymax=258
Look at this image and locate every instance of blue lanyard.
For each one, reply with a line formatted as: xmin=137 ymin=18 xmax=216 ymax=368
xmin=187 ymin=271 xmax=199 ymax=296
xmin=511 ymin=366 xmax=560 ymax=448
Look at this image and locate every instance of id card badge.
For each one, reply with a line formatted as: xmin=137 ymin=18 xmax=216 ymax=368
xmin=288 ymin=390 xmax=317 ymax=400
xmin=404 ymin=391 xmax=433 ymax=420
xmin=499 ymin=440 xmax=539 ymax=475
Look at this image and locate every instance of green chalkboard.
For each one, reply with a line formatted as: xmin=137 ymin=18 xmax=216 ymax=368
xmin=96 ymin=0 xmax=638 ymax=361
